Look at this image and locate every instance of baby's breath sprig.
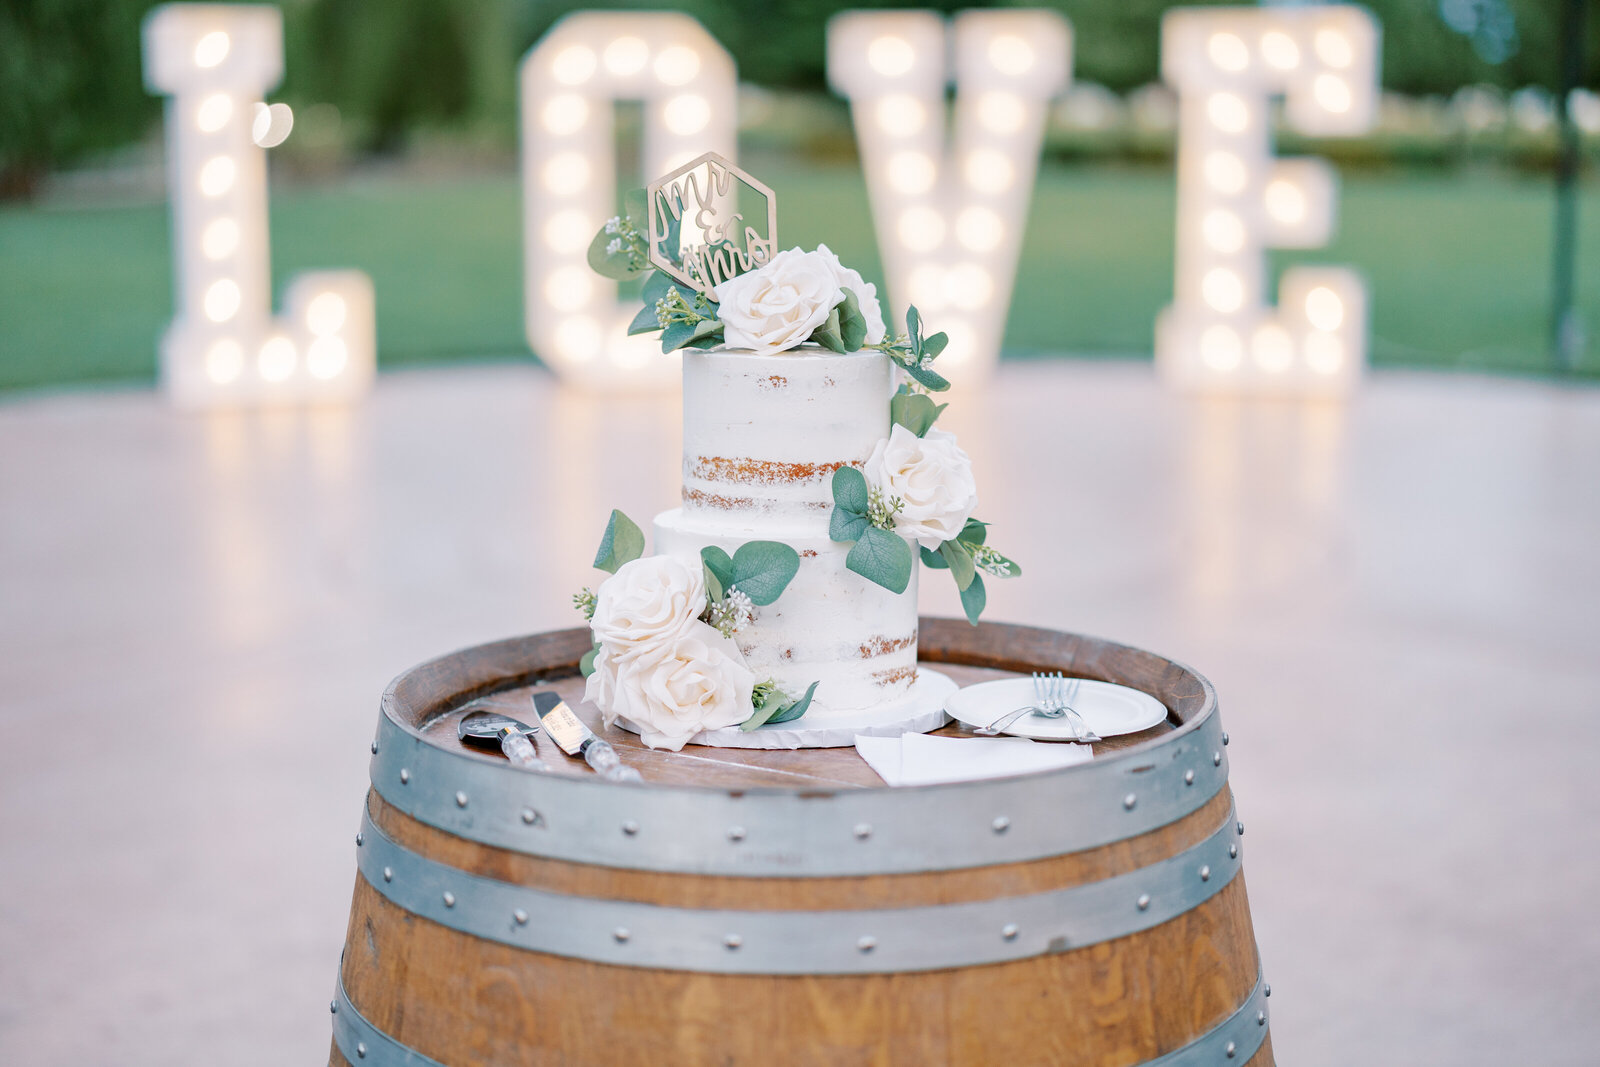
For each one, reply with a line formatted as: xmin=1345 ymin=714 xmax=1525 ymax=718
xmin=868 ymin=306 xmax=951 ymax=392
xmin=970 ymin=544 xmax=1015 ymax=578
xmin=654 ymin=287 xmax=715 ymax=329
xmin=866 ymin=486 xmax=905 ymax=532
xmin=751 ymin=677 xmax=782 ymax=710
xmin=602 ymin=214 xmax=649 ymax=269
xmin=707 ymin=589 xmax=755 ymax=638
xmin=572 ymin=586 xmax=597 ymax=620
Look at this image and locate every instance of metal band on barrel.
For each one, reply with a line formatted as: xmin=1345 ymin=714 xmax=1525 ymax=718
xmin=366 ymin=702 xmax=1228 ymax=877
xmin=354 ymin=801 xmax=1243 ymax=976
xmin=331 ymin=976 xmax=445 ymax=1066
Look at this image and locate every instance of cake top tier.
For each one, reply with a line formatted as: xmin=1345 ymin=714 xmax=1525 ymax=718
xmin=681 ymin=347 xmax=892 ymax=524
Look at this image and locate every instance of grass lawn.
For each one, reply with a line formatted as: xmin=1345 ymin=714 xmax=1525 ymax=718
xmin=1 ymin=154 xmax=1596 ymax=391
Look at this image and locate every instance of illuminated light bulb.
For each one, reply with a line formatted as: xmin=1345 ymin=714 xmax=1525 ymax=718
xmin=543 ymin=209 xmax=592 ymax=253
xmin=204 ymin=278 xmax=241 ymax=322
xmin=898 ymin=206 xmax=946 ymax=252
xmin=305 ymin=292 xmax=347 ymax=336
xmin=964 ymin=148 xmax=1015 ymax=193
xmin=653 ymin=45 xmax=700 ymax=86
xmin=1199 ymin=324 xmax=1243 ymax=371
xmin=1207 ymin=32 xmax=1250 ymax=72
xmin=1304 ymin=287 xmax=1345 ymax=331
xmin=544 ymin=267 xmax=594 ymax=312
xmin=306 ymin=336 xmax=348 ymax=380
xmin=603 ymin=36 xmax=649 ymax=77
xmin=542 ymin=152 xmax=590 ymax=195
xmin=1313 ymin=74 xmax=1352 ymax=114
xmin=1264 ymin=179 xmax=1307 ymax=224
xmin=1207 ymin=92 xmax=1249 ymax=134
xmin=552 ymin=316 xmax=601 ymax=362
xmin=251 ymin=102 xmax=293 ymax=148
xmin=1203 ymin=151 xmax=1248 ymax=195
xmin=663 ymin=93 xmax=711 ymax=136
xmin=199 ymin=155 xmax=237 ymax=197
xmin=1202 ymin=209 xmax=1245 ymax=253
xmin=887 ymin=150 xmax=936 ymax=195
xmin=944 ymin=263 xmax=994 ymax=310
xmin=551 ymin=45 xmax=596 ymax=85
xmin=955 ymin=206 xmax=1004 ymax=252
xmin=1304 ymin=331 xmax=1344 ymax=374
xmin=1252 ymin=324 xmax=1294 ymax=373
xmin=1314 ymin=29 xmax=1354 ymax=69
xmin=193 ymin=31 xmax=230 ymax=69
xmin=1260 ymin=30 xmax=1300 ymax=71
xmin=987 ymin=33 xmax=1036 ymax=74
xmin=201 ymin=217 xmax=240 ymax=261
xmin=978 ymin=91 xmax=1026 ymax=135
xmin=866 ymin=35 xmax=915 ymax=77
xmin=1201 ymin=268 xmax=1245 ymax=313
xmin=258 ymin=336 xmax=297 ymax=381
xmin=907 ymin=265 xmax=947 ymax=310
xmin=542 ymin=93 xmax=589 ymax=135
xmin=196 ymin=94 xmax=233 ymax=133
xmin=876 ymin=94 xmax=926 ymax=135
xmin=205 ymin=339 xmax=244 ymax=384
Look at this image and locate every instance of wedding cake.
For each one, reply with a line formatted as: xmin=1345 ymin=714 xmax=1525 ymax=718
xmin=571 ymin=154 xmax=1018 ymax=751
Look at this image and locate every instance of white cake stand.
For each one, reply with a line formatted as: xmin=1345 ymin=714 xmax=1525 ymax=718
xmin=616 ymin=668 xmax=958 ymax=750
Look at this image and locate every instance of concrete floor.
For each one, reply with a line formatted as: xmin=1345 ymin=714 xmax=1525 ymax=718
xmin=1 ymin=361 xmax=1596 ymax=1064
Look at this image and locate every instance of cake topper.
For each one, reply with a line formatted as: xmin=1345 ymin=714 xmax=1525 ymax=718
xmin=646 ymin=152 xmax=777 ymax=294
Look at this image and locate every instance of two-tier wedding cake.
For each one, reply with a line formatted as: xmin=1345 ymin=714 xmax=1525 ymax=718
xmin=570 ymin=154 xmax=1019 ymax=751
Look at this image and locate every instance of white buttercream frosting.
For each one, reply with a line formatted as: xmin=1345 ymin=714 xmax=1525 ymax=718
xmin=654 ymin=348 xmax=919 ymax=715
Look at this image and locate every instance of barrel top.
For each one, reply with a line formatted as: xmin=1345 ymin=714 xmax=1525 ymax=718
xmin=380 ymin=618 xmax=1214 ymax=793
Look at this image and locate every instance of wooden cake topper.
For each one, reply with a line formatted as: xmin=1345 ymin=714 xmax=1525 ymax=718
xmin=646 ymin=152 xmax=778 ymax=295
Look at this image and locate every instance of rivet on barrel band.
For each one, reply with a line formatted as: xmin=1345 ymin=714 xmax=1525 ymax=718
xmin=370 ymin=740 xmax=378 ymax=755
xmin=614 ymin=927 xmax=630 ymax=942
xmin=1002 ymin=924 xmax=1019 ymax=940
xmin=991 ymin=816 xmax=1010 ymax=834
xmin=1123 ymin=793 xmax=1137 ymax=810
xmin=455 ymin=791 xmax=468 ymax=809
xmin=1214 ymin=752 xmax=1223 ymax=766
xmin=1230 ymin=844 xmax=1239 ymax=859
xmin=854 ymin=823 xmax=872 ymax=840
xmin=523 ymin=808 xmax=541 ymax=826
xmin=398 ymin=768 xmax=409 ymax=785
xmin=1225 ymin=1041 xmax=1236 ymax=1058
xmin=443 ymin=891 xmax=456 ymax=908
xmin=356 ymin=1042 xmax=366 ymax=1058
xmin=1184 ymin=770 xmax=1195 ymax=786
xmin=356 ymin=832 xmax=363 ymax=847
xmin=514 ymin=909 xmax=529 ymax=925
xmin=857 ymin=936 xmax=877 ymax=953
xmin=330 ymin=1001 xmax=337 ymax=1014
xmin=622 ymin=820 xmax=639 ymax=835
xmin=1222 ymin=732 xmax=1230 ymax=745
xmin=382 ymin=867 xmax=392 ymax=883
xmin=727 ymin=826 xmax=746 ymax=842
xmin=724 ymin=934 xmax=742 ymax=949
xmin=1200 ymin=865 xmax=1211 ymax=882
xmin=1137 ymin=894 xmax=1151 ymax=911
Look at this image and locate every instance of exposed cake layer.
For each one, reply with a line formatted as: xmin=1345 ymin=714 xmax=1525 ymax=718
xmin=654 ymin=507 xmax=918 ymax=713
xmin=681 ymin=348 xmax=894 ymax=522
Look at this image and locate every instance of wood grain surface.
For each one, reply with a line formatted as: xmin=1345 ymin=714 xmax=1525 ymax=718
xmin=331 ymin=621 xmax=1270 ymax=1066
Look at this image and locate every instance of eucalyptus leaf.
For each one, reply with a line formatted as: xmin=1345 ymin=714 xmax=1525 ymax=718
xmin=627 ymin=302 xmax=662 ymax=335
xmin=959 ymin=572 xmax=987 ymax=626
xmin=588 ymin=226 xmax=647 ymax=280
xmin=986 ymin=550 xmax=1022 ymax=578
xmin=920 ymin=544 xmax=948 ymax=569
xmin=766 ymin=681 xmax=819 ymax=725
xmin=832 ymin=466 xmax=869 ymax=514
xmin=660 ymin=319 xmax=697 ymax=352
xmin=837 ymin=290 xmax=868 ymax=352
xmin=623 ymin=187 xmax=649 ymax=228
xmin=641 ymin=269 xmax=677 ymax=306
xmin=729 ymin=541 xmax=800 ymax=606
xmin=579 ymin=644 xmax=599 ymax=677
xmin=830 ymin=506 xmax=869 ymax=544
xmin=889 ymin=392 xmax=946 ymax=437
xmin=921 ymin=331 xmax=949 ymax=358
xmin=846 ymin=526 xmax=913 ymax=594
xmin=812 ymin=307 xmax=847 ymax=353
xmin=685 ymin=334 xmax=722 ymax=350
xmin=593 ymin=510 xmax=645 ymax=573
xmin=703 ymin=563 xmax=724 ymax=604
xmin=701 ymin=546 xmax=735 ymax=591
xmin=906 ymin=305 xmax=922 ymax=343
xmin=690 ymin=318 xmax=723 ymax=340
xmin=903 ymin=361 xmax=951 ymax=393
xmin=940 ymin=538 xmax=977 ymax=592
xmin=957 ymin=518 xmax=988 ymax=546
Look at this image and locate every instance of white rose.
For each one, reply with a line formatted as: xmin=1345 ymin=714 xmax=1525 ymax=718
xmin=815 ymin=243 xmax=886 ymax=344
xmin=864 ymin=424 xmax=979 ymax=550
xmin=585 ymin=621 xmax=756 ymax=751
xmin=589 ymin=554 xmax=705 ymax=665
xmin=713 ymin=248 xmax=846 ymax=355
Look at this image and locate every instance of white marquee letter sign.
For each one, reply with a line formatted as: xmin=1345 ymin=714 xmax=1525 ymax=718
xmin=1157 ymin=5 xmax=1378 ymax=395
xmin=829 ymin=10 xmax=1070 ymax=385
xmin=143 ymin=4 xmax=375 ymax=408
xmin=521 ymin=14 xmax=736 ymax=388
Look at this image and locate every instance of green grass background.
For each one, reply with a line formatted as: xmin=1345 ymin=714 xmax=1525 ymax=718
xmin=2 ymin=155 xmax=1596 ymax=391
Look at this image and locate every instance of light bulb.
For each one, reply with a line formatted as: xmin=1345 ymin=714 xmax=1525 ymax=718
xmin=204 ymin=278 xmax=241 ymax=322
xmin=196 ymin=94 xmax=232 ymax=134
xmin=1261 ymin=31 xmax=1300 ymax=71
xmin=542 ymin=94 xmax=589 ymax=135
xmin=551 ymin=46 xmax=596 ymax=86
xmin=603 ymin=36 xmax=649 ymax=76
xmin=886 ymin=151 xmax=936 ymax=195
xmin=1202 ymin=209 xmax=1245 ymax=253
xmin=1202 ymin=268 xmax=1244 ymax=313
xmin=193 ymin=31 xmax=230 ymax=69
xmin=1304 ymin=287 xmax=1345 ymax=331
xmin=199 ymin=156 xmax=236 ymax=197
xmin=663 ymin=94 xmax=710 ymax=136
xmin=306 ymin=292 xmax=347 ymax=336
xmin=897 ymin=206 xmax=946 ymax=252
xmin=201 ymin=218 xmax=240 ymax=261
xmin=1203 ymin=152 xmax=1248 ymax=195
xmin=1207 ymin=92 xmax=1249 ymax=134
xmin=1264 ymin=179 xmax=1307 ymax=224
xmin=1207 ymin=33 xmax=1250 ymax=72
xmin=543 ymin=209 xmax=592 ymax=253
xmin=653 ymin=45 xmax=700 ymax=86
xmin=875 ymin=94 xmax=926 ymax=135
xmin=866 ymin=36 xmax=915 ymax=78
xmin=955 ymin=206 xmax=1004 ymax=252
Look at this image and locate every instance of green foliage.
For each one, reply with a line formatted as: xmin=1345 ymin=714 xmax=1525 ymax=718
xmin=728 ymin=541 xmax=800 ymax=606
xmin=593 ymin=510 xmax=645 ymax=574
xmin=579 ymin=642 xmax=599 ymax=677
xmin=701 ymin=545 xmax=735 ymax=591
xmin=741 ymin=680 xmax=819 ymax=731
xmin=831 ymin=465 xmax=870 ymax=514
xmin=846 ymin=526 xmax=913 ymax=594
xmin=940 ymin=538 xmax=976 ymax=592
xmin=959 ymin=572 xmax=987 ymax=626
xmin=890 ymin=390 xmax=947 ymax=437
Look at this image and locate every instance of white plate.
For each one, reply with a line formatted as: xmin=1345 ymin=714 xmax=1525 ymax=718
xmin=945 ymin=677 xmax=1167 ymax=741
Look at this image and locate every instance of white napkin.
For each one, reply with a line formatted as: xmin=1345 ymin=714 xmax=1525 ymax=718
xmin=855 ymin=732 xmax=1092 ymax=787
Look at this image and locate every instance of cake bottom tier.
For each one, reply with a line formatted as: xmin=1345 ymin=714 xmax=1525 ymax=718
xmin=653 ymin=507 xmax=920 ymax=715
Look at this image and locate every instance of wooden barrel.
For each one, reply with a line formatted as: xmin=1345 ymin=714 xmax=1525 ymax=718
xmin=330 ymin=619 xmax=1273 ymax=1066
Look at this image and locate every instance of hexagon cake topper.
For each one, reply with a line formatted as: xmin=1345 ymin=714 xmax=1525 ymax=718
xmin=646 ymin=152 xmax=777 ymax=294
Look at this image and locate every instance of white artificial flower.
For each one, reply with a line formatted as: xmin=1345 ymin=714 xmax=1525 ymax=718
xmin=713 ymin=247 xmax=846 ymax=354
xmin=815 ymin=243 xmax=886 ymax=344
xmin=585 ymin=621 xmax=756 ymax=751
xmin=863 ymin=424 xmax=980 ymax=550
xmin=588 ymin=554 xmax=706 ymax=665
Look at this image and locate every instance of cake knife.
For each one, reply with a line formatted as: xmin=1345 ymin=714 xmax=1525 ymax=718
xmin=457 ymin=708 xmax=546 ymax=771
xmin=532 ymin=690 xmax=642 ymax=783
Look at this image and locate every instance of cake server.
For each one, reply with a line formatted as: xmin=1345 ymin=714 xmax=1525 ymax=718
xmin=532 ymin=690 xmax=642 ymax=783
xmin=457 ymin=708 xmax=546 ymax=771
